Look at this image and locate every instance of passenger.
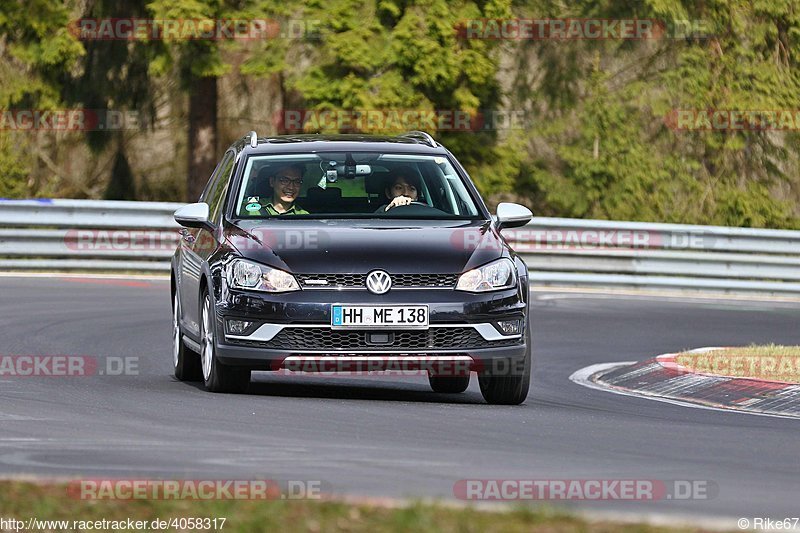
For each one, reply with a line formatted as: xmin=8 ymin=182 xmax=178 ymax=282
xmin=247 ymin=163 xmax=309 ymax=215
xmin=377 ymin=166 xmax=422 ymax=212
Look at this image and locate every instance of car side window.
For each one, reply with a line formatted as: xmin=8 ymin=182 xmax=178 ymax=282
xmin=206 ymin=152 xmax=235 ymax=224
xmin=200 ymin=153 xmax=230 ymax=203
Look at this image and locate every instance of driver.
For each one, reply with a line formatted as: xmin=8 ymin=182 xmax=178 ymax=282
xmin=377 ymin=166 xmax=421 ymax=212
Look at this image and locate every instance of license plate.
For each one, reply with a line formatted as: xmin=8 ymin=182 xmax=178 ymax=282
xmin=331 ymin=305 xmax=429 ymax=329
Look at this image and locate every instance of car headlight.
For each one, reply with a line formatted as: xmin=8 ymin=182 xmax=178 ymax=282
xmin=456 ymin=258 xmax=516 ymax=292
xmin=226 ymin=259 xmax=300 ymax=293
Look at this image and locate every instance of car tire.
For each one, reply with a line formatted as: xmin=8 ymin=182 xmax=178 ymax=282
xmin=200 ymin=291 xmax=250 ymax=394
xmin=478 ymin=328 xmax=531 ymax=405
xmin=173 ymin=291 xmax=203 ymax=381
xmin=428 ymin=373 xmax=470 ymax=393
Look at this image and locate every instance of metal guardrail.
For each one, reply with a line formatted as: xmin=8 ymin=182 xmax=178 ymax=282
xmin=504 ymin=218 xmax=800 ymax=294
xmin=0 ymin=199 xmax=182 ymax=272
xmin=1 ymin=199 xmax=799 ymax=294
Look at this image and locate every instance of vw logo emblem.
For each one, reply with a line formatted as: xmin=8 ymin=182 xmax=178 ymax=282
xmin=366 ymin=270 xmax=392 ymax=295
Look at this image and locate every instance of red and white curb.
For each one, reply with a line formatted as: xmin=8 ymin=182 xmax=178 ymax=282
xmin=569 ymin=347 xmax=800 ymax=420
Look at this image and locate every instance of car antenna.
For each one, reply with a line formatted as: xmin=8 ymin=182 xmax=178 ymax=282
xmin=248 ymin=131 xmax=258 ymax=148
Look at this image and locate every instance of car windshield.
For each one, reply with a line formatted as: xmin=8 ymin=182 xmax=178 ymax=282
xmin=232 ymin=152 xmax=482 ymax=219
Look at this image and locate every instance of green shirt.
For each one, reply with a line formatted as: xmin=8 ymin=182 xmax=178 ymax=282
xmin=260 ymin=202 xmax=309 ymax=216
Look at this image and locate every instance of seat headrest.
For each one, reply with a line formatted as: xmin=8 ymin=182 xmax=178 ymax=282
xmin=365 ymin=173 xmax=387 ymax=195
xmin=245 ymin=166 xmax=273 ymax=198
xmin=256 ymin=166 xmax=272 ymax=181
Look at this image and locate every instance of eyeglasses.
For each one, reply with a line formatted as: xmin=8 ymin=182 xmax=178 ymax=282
xmin=276 ymin=176 xmax=303 ymax=186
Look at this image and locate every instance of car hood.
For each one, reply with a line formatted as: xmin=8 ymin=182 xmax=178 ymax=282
xmin=225 ymin=219 xmax=506 ymax=274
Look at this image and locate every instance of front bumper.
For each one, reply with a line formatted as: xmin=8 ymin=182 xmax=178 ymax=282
xmin=212 ymin=285 xmax=528 ymax=371
xmin=214 ymin=342 xmax=527 ymax=375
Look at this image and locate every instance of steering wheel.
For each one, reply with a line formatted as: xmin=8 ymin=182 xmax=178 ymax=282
xmin=383 ymin=201 xmax=448 ymax=216
xmin=392 ymin=201 xmax=430 ymax=207
xmin=387 ymin=200 xmax=434 ymax=212
xmin=382 ymin=200 xmax=449 ymax=216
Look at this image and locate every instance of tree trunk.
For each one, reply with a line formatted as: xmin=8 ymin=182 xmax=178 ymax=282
xmin=105 ymin=134 xmax=136 ymax=200
xmin=187 ymin=76 xmax=218 ymax=202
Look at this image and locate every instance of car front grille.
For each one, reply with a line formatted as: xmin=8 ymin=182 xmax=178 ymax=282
xmin=236 ymin=327 xmax=520 ymax=351
xmin=296 ymin=273 xmax=458 ymax=289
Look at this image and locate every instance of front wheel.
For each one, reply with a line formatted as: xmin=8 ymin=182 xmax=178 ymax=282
xmin=478 ymin=330 xmax=531 ymax=405
xmin=200 ymin=291 xmax=250 ymax=393
xmin=173 ymin=292 xmax=202 ymax=381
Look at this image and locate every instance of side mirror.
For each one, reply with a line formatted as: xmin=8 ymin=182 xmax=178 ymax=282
xmin=496 ymin=202 xmax=532 ymax=230
xmin=174 ymin=202 xmax=214 ymax=231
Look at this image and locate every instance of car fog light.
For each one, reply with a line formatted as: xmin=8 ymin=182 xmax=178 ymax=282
xmin=227 ymin=320 xmax=253 ymax=335
xmin=497 ymin=319 xmax=523 ymax=335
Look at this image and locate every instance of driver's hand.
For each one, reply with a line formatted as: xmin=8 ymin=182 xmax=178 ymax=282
xmin=385 ymin=195 xmax=413 ymax=211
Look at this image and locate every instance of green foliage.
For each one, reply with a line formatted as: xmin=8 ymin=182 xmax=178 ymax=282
xmin=146 ymin=0 xmax=231 ymax=80
xmin=508 ymin=0 xmax=800 ymax=227
xmin=64 ymin=0 xmax=160 ymax=153
xmin=0 ymin=0 xmax=83 ymax=199
xmin=0 ymin=133 xmax=30 ymax=198
xmin=0 ymin=0 xmax=83 ymax=108
xmin=0 ymin=0 xmax=799 ymax=228
xmin=284 ymin=0 xmax=511 ymax=129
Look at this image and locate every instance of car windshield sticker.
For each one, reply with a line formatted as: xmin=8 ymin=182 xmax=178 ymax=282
xmin=245 ymin=197 xmax=262 ymax=212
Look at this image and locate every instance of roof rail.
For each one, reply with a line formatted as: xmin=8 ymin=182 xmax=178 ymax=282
xmin=248 ymin=130 xmax=258 ymax=148
xmin=399 ymin=130 xmax=436 ymax=147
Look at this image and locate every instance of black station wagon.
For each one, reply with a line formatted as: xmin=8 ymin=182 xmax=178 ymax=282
xmin=172 ymin=131 xmax=533 ymax=404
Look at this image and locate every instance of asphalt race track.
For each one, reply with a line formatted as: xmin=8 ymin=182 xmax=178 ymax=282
xmin=1 ymin=275 xmax=799 ymax=522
